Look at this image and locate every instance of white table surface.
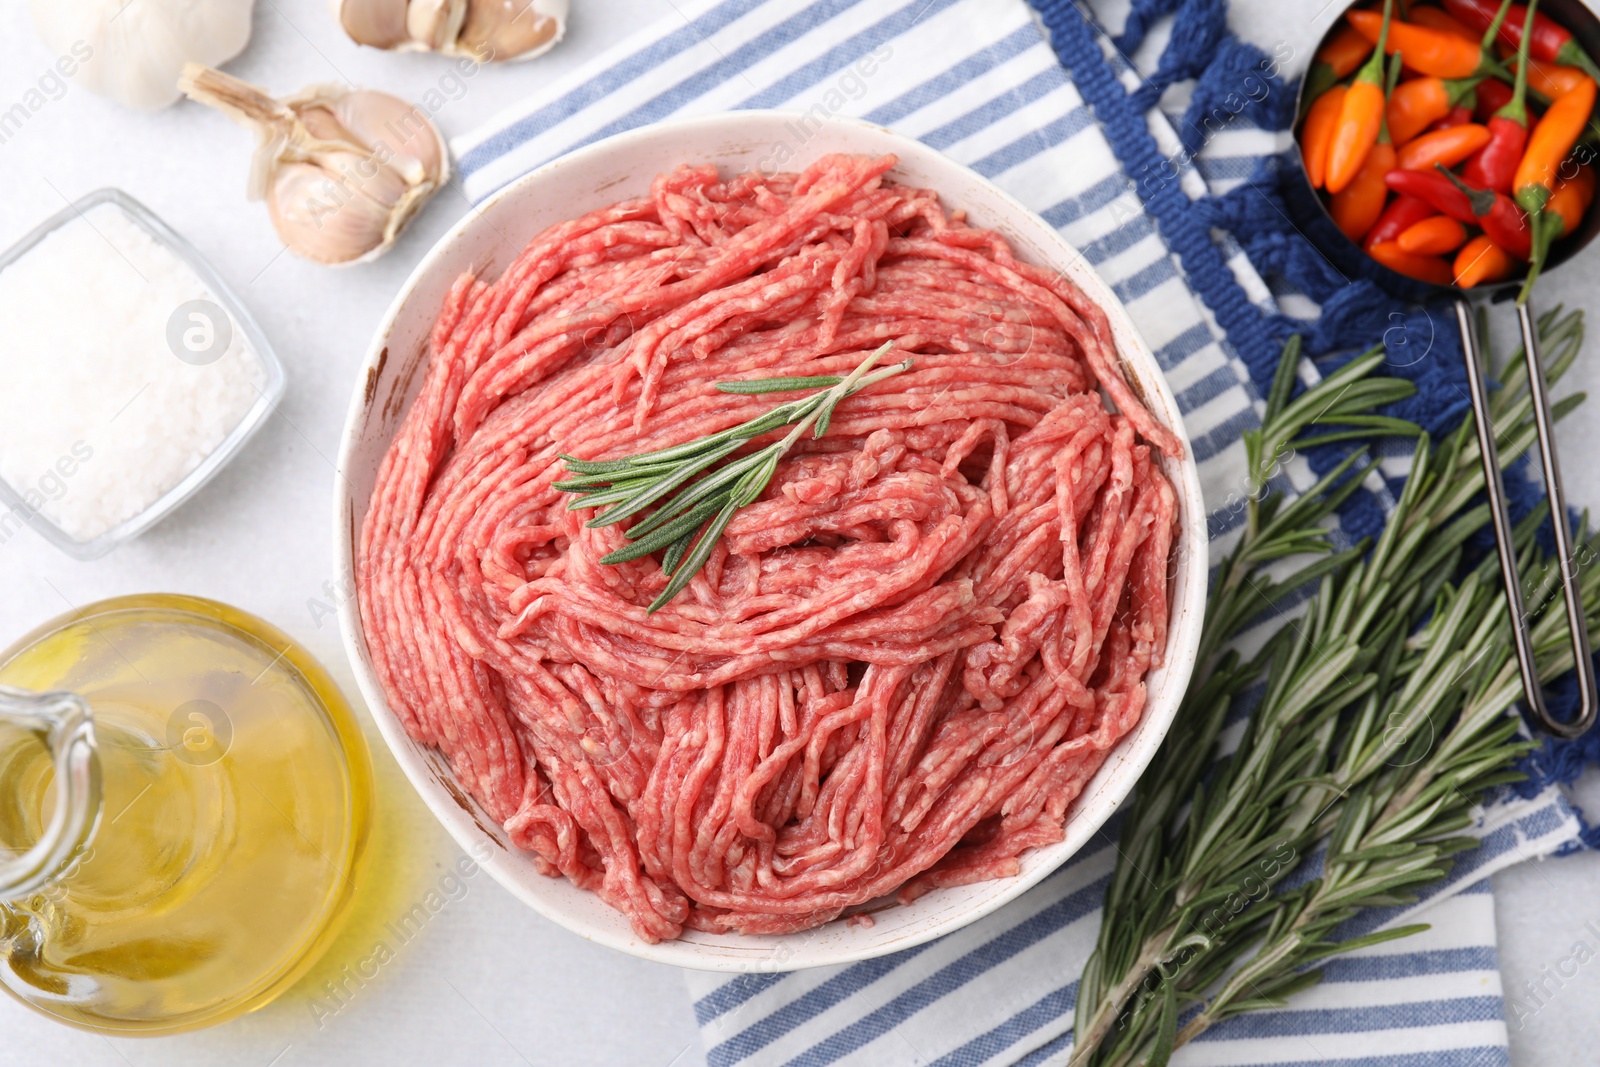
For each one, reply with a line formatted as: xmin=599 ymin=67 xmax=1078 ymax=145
xmin=0 ymin=2 xmax=1597 ymax=1065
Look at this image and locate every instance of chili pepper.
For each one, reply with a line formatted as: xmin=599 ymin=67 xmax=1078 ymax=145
xmin=1387 ymin=166 xmax=1481 ymax=218
xmin=1388 ymin=75 xmax=1482 ymax=143
xmin=1333 ymin=142 xmax=1398 ymax=239
xmin=1499 ymin=61 xmax=1600 ymax=144
xmin=1443 ymin=0 xmax=1600 ymax=81
xmin=1398 ymin=121 xmax=1492 ymax=168
xmin=1364 ymin=194 xmax=1439 ymax=248
xmin=1514 ymin=74 xmax=1597 ymax=213
xmin=1368 ymin=239 xmax=1457 ymax=283
xmin=1332 ymin=53 xmax=1403 ymax=240
xmin=1427 ymin=103 xmax=1478 ymax=131
xmin=1462 ymin=0 xmax=1535 ymax=193
xmin=1438 ymin=164 xmax=1534 ymax=258
xmin=1303 ymin=24 xmax=1376 ymax=115
xmin=1412 ymin=5 xmax=1478 ymax=40
xmin=1460 ymin=106 xmax=1527 ymax=191
xmin=1348 ymin=8 xmax=1497 ymax=78
xmin=1329 ymin=1 xmax=1396 ymax=194
xmin=1474 ymin=75 xmax=1514 ymax=118
xmin=1545 ymin=164 xmax=1597 ymax=236
xmin=1398 ymin=214 xmax=1470 ymax=252
xmin=1452 ymin=233 xmax=1516 ymax=285
xmin=1519 ymin=165 xmax=1596 ymax=300
xmin=1302 ymin=85 xmax=1348 ymax=188
xmin=1512 ymin=57 xmax=1590 ymax=98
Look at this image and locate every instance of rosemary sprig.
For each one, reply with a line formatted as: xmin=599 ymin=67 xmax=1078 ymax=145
xmin=1072 ymin=308 xmax=1591 ymax=1067
xmin=555 ymin=341 xmax=912 ymax=612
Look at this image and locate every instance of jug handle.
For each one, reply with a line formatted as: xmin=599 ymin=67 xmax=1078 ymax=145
xmin=0 ymin=687 xmax=101 ymax=900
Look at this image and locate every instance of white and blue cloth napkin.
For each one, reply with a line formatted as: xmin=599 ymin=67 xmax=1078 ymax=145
xmin=452 ymin=1 xmax=1585 ymax=1063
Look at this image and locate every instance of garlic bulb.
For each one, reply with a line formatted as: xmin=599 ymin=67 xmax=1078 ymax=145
xmin=30 ymin=0 xmax=255 ymax=111
xmin=178 ymin=65 xmax=450 ymax=267
xmin=336 ymin=0 xmax=568 ymax=63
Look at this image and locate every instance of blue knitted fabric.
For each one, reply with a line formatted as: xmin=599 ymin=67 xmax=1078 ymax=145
xmin=1031 ymin=0 xmax=1600 ymax=842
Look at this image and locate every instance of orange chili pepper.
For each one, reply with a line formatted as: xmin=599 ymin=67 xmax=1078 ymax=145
xmin=1369 ymin=239 xmax=1457 ymax=284
xmin=1512 ymin=58 xmax=1590 ymax=98
xmin=1520 ymin=165 xmax=1597 ymax=298
xmin=1387 ymin=75 xmax=1482 ymax=144
xmin=1453 ymin=233 xmax=1515 ymax=285
xmin=1365 ymin=195 xmax=1440 ymax=249
xmin=1411 ymin=6 xmax=1478 ymax=40
xmin=1515 ymin=75 xmax=1598 ymax=212
xmin=1333 ymin=142 xmax=1398 ymax=239
xmin=1397 ymin=214 xmax=1470 ymax=252
xmin=1348 ymin=9 xmax=1490 ymax=78
xmin=1545 ymin=164 xmax=1597 ymax=235
xmin=1302 ymin=25 xmax=1376 ymax=116
xmin=1318 ymin=23 xmax=1377 ymax=79
xmin=1397 ymin=122 xmax=1493 ymax=168
xmin=1328 ymin=1 xmax=1396 ymax=194
xmin=1302 ymin=86 xmax=1349 ymax=189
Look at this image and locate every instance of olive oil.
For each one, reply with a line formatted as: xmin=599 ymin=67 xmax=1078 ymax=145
xmin=0 ymin=595 xmax=371 ymax=1034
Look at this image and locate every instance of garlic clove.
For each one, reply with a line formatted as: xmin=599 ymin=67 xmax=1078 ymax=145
xmin=336 ymin=0 xmax=412 ymax=49
xmin=326 ymin=91 xmax=449 ymax=188
xmin=268 ymin=162 xmax=397 ymax=266
xmin=456 ymin=0 xmax=566 ymax=63
xmin=406 ymin=0 xmax=469 ymax=53
xmin=179 ymin=65 xmax=449 ymax=267
xmin=332 ymin=0 xmax=568 ymax=63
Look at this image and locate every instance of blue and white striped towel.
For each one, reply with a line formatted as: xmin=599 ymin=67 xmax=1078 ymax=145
xmin=451 ymin=1 xmax=1585 ymax=1063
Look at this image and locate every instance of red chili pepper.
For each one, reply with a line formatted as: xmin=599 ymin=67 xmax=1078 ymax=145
xmin=1427 ymin=103 xmax=1477 ymax=132
xmin=1460 ymin=114 xmax=1529 ymax=190
xmin=1463 ymin=0 xmax=1535 ymax=193
xmin=1437 ymin=165 xmax=1534 ymax=258
xmin=1443 ymin=0 xmax=1600 ymax=82
xmin=1364 ymin=194 xmax=1439 ymax=248
xmin=1473 ymin=76 xmax=1514 ymax=119
xmin=1386 ymin=167 xmax=1482 ymax=222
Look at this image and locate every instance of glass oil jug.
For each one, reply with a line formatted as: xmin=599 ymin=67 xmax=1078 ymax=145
xmin=0 ymin=594 xmax=371 ymax=1034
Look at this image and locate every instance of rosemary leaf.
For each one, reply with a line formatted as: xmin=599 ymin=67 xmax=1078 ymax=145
xmin=1072 ymin=309 xmax=1595 ymax=1067
xmin=558 ymin=342 xmax=910 ymax=612
xmin=715 ymin=373 xmax=846 ymax=394
xmin=649 ymin=494 xmax=742 ymax=612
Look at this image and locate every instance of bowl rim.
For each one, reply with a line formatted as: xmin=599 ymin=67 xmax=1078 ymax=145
xmin=334 ymin=109 xmax=1208 ymax=971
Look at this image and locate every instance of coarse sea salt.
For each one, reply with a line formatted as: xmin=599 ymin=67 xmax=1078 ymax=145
xmin=0 ymin=202 xmax=265 ymax=546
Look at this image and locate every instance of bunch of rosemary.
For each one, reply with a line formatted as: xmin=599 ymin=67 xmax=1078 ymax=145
xmin=557 ymin=342 xmax=910 ymax=611
xmin=1071 ymin=307 xmax=1597 ymax=1067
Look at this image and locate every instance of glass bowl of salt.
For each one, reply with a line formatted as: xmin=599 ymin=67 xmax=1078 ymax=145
xmin=0 ymin=188 xmax=284 ymax=559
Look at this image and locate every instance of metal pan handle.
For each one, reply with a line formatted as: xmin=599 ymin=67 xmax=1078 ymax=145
xmin=1456 ymin=299 xmax=1597 ymax=738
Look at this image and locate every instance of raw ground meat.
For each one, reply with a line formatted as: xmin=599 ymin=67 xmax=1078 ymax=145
xmin=359 ymin=153 xmax=1180 ymax=942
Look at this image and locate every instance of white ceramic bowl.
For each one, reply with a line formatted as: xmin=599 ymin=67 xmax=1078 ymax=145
xmin=335 ymin=111 xmax=1207 ymax=972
